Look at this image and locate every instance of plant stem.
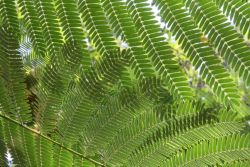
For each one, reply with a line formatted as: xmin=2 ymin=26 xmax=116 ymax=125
xmin=0 ymin=114 xmax=105 ymax=167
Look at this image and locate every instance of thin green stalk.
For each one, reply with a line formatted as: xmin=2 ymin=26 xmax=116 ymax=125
xmin=0 ymin=113 xmax=105 ymax=167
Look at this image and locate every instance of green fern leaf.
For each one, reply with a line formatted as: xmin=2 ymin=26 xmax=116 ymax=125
xmin=34 ymin=0 xmax=64 ymax=56
xmin=127 ymin=104 xmax=246 ymax=166
xmin=36 ymin=40 xmax=90 ymax=133
xmin=0 ymin=115 xmax=104 ymax=167
xmin=183 ymin=0 xmax=250 ymax=86
xmin=163 ymin=134 xmax=250 ymax=166
xmin=18 ymin=0 xmax=46 ymax=56
xmin=0 ymin=0 xmax=19 ymax=35
xmin=77 ymin=0 xmax=117 ymax=57
xmin=102 ymin=0 xmax=155 ymax=79
xmin=0 ymin=27 xmax=32 ymax=123
xmin=126 ymin=0 xmax=193 ymax=99
xmin=154 ymin=0 xmax=241 ymax=109
xmin=213 ymin=0 xmax=250 ymax=39
xmin=0 ymin=0 xmax=249 ymax=166
xmin=55 ymin=0 xmax=85 ymax=43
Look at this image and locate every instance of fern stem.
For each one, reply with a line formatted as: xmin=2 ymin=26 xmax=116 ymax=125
xmin=0 ymin=114 xmax=105 ymax=167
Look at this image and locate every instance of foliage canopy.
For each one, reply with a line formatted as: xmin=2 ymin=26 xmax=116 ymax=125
xmin=0 ymin=0 xmax=250 ymax=166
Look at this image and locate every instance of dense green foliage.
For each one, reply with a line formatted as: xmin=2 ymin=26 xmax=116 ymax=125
xmin=0 ymin=0 xmax=250 ymax=166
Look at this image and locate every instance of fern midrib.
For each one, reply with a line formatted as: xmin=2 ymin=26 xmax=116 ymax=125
xmin=0 ymin=113 xmax=105 ymax=167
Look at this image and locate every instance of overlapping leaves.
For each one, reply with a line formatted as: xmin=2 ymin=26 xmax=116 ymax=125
xmin=0 ymin=0 xmax=249 ymax=166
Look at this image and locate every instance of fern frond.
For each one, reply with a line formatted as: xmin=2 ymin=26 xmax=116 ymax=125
xmin=0 ymin=0 xmax=249 ymax=166
xmin=225 ymin=160 xmax=250 ymax=167
xmin=105 ymin=100 xmax=200 ymax=166
xmin=82 ymin=88 xmax=150 ymax=155
xmin=61 ymin=40 xmax=91 ymax=70
xmin=55 ymin=0 xmax=85 ymax=43
xmin=53 ymin=145 xmax=74 ymax=166
xmin=103 ymin=110 xmax=166 ymax=166
xmin=56 ymin=91 xmax=95 ymax=145
xmin=127 ymin=103 xmax=246 ymax=166
xmin=183 ymin=0 xmax=250 ymax=86
xmin=154 ymin=0 xmax=241 ymax=109
xmin=95 ymin=51 xmax=127 ymax=84
xmin=163 ymin=134 xmax=250 ymax=166
xmin=77 ymin=51 xmax=127 ymax=101
xmin=1 ymin=118 xmax=27 ymax=166
xmin=18 ymin=0 xmax=46 ymax=56
xmin=72 ymin=154 xmax=96 ymax=167
xmin=0 ymin=79 xmax=12 ymax=117
xmin=0 ymin=115 xmax=103 ymax=167
xmin=0 ymin=117 xmax=8 ymax=167
xmin=77 ymin=0 xmax=117 ymax=57
xmin=34 ymin=0 xmax=64 ymax=56
xmin=138 ymin=77 xmax=171 ymax=102
xmin=0 ymin=0 xmax=19 ymax=34
xmin=36 ymin=40 xmax=89 ymax=133
xmin=130 ymin=122 xmax=246 ymax=167
xmin=0 ymin=27 xmax=31 ymax=123
xmin=36 ymin=137 xmax=54 ymax=167
xmin=126 ymin=0 xmax=193 ymax=99
xmin=54 ymin=51 xmax=128 ymax=145
xmin=102 ymin=0 xmax=155 ymax=79
xmin=41 ymin=40 xmax=89 ymax=93
xmin=213 ymin=0 xmax=250 ymax=39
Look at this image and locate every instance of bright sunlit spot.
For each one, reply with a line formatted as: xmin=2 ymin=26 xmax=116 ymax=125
xmin=6 ymin=149 xmax=13 ymax=167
